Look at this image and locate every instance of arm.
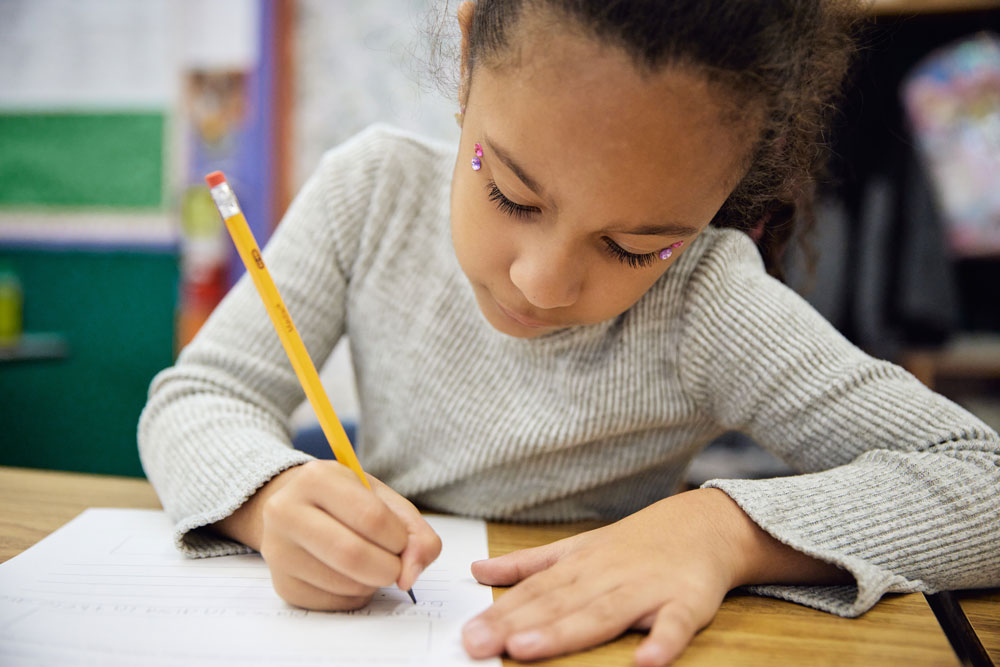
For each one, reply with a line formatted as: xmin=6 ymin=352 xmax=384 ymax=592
xmin=462 ymin=485 xmax=849 ymax=666
xmin=138 ymin=128 xmax=384 ymax=556
xmin=460 ymin=230 xmax=997 ymax=666
xmin=678 ymin=230 xmax=1000 ymax=615
xmin=139 ymin=127 xmax=444 ymax=608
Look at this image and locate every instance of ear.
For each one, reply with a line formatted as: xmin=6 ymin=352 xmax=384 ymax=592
xmin=457 ymin=1 xmax=475 ymax=110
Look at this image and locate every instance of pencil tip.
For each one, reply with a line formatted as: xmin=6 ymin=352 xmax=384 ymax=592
xmin=407 ymin=588 xmax=417 ymax=604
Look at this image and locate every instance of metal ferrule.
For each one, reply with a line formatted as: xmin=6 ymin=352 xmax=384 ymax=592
xmin=209 ymin=182 xmax=241 ymax=219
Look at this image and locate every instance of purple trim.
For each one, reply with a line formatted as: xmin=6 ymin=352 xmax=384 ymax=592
xmin=189 ymin=0 xmax=276 ymax=287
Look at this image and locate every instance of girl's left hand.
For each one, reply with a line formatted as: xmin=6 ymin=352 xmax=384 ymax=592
xmin=461 ymin=488 xmax=765 ymax=666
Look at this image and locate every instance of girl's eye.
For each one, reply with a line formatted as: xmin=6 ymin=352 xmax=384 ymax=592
xmin=486 ymin=181 xmax=539 ymax=219
xmin=602 ymin=238 xmax=658 ymax=269
xmin=486 ymin=180 xmax=657 ymax=269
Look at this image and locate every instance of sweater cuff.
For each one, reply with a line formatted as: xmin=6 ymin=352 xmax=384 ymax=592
xmin=170 ymin=446 xmax=315 ymax=558
xmin=702 ymin=463 xmax=930 ymax=617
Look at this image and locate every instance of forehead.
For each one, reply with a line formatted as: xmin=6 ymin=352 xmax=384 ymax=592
xmin=469 ymin=15 xmax=755 ymax=226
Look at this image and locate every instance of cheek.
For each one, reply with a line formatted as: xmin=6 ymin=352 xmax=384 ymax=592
xmin=577 ymin=259 xmax=671 ymax=321
xmin=451 ymin=178 xmax=514 ymax=279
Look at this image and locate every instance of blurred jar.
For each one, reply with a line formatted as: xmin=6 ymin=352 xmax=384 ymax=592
xmin=0 ymin=263 xmax=23 ymax=345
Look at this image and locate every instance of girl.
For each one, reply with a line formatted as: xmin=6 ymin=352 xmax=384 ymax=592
xmin=139 ymin=1 xmax=1000 ymax=665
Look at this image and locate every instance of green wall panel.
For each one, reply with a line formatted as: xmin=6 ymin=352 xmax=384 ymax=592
xmin=0 ymin=113 xmax=165 ymax=208
xmin=0 ymin=249 xmax=178 ymax=476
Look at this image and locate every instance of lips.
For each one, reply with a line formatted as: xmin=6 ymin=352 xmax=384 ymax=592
xmin=495 ymin=299 xmax=556 ymax=329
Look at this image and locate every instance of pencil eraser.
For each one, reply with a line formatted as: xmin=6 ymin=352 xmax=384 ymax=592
xmin=205 ymin=171 xmax=227 ymax=188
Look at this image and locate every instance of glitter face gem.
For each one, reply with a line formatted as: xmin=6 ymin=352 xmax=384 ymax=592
xmin=471 ymin=143 xmax=484 ymax=171
xmin=658 ymin=240 xmax=685 ymax=260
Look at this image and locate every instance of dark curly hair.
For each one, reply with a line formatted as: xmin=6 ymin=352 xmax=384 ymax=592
xmin=451 ymin=0 xmax=861 ymax=278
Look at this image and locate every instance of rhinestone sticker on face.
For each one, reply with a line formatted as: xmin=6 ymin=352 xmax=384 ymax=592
xmin=658 ymin=240 xmax=685 ymax=260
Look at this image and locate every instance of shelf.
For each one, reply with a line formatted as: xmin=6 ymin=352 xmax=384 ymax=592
xmin=869 ymin=0 xmax=1000 ymax=14
xmin=0 ymin=333 xmax=69 ymax=362
xmin=900 ymin=334 xmax=1000 ymax=389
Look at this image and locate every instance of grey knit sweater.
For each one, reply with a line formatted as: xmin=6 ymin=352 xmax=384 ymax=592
xmin=138 ymin=124 xmax=1000 ymax=618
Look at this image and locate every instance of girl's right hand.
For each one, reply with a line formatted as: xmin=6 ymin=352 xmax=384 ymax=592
xmin=213 ymin=459 xmax=442 ymax=610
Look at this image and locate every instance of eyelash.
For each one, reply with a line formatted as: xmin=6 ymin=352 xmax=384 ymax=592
xmin=485 ymin=180 xmax=659 ymax=269
xmin=600 ymin=239 xmax=658 ymax=268
xmin=486 ymin=180 xmax=537 ymax=219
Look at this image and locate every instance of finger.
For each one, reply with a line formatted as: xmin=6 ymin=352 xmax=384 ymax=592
xmin=634 ymin=599 xmax=706 ymax=667
xmin=301 ymin=461 xmax=409 ymax=555
xmin=282 ymin=504 xmax=401 ymax=587
xmin=271 ymin=571 xmax=373 ymax=612
xmin=463 ymin=557 xmax=580 ymax=658
xmin=475 ymin=553 xmax=575 ymax=625
xmin=470 ymin=540 xmax=569 ymax=586
xmin=502 ymin=585 xmax=644 ymax=662
xmin=265 ymin=541 xmax=378 ymax=599
xmin=369 ymin=476 xmax=443 ymax=591
xmin=466 ymin=572 xmax=612 ymax=659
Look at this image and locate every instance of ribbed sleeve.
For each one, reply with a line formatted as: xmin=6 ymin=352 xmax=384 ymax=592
xmin=140 ymin=125 xmax=998 ymax=621
xmin=679 ymin=231 xmax=1000 ymax=616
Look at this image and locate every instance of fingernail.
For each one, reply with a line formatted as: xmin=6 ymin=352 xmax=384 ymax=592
xmin=463 ymin=619 xmax=494 ymax=650
xmin=509 ymin=630 xmax=544 ymax=653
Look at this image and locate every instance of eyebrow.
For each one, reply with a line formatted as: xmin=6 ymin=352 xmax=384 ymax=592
xmin=613 ymin=222 xmax=701 ymax=237
xmin=482 ymin=134 xmax=701 ymax=238
xmin=483 ymin=135 xmax=548 ymax=200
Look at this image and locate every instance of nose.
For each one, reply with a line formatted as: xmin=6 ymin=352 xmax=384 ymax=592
xmin=508 ymin=243 xmax=582 ymax=310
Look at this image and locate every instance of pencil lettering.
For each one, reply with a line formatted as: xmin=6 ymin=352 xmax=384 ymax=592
xmin=251 ymin=248 xmax=264 ymax=269
xmin=276 ymin=304 xmax=293 ymax=333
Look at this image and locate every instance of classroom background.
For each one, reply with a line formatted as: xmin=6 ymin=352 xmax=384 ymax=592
xmin=1 ymin=0 xmax=998 ymax=481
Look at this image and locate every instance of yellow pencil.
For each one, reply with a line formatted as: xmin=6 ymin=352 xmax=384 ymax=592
xmin=205 ymin=171 xmax=416 ymax=603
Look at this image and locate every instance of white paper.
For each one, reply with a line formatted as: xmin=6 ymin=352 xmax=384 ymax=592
xmin=0 ymin=509 xmax=498 ymax=666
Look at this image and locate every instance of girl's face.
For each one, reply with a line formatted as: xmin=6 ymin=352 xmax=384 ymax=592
xmin=450 ymin=13 xmax=753 ymax=338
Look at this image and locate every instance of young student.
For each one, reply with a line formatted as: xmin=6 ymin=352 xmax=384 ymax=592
xmin=139 ymin=1 xmax=1000 ymax=664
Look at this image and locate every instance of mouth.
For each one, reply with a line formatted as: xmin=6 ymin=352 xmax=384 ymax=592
xmin=495 ymin=299 xmax=558 ymax=329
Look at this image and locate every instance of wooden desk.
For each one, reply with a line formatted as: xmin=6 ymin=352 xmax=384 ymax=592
xmin=0 ymin=467 xmax=964 ymax=665
xmin=957 ymin=590 xmax=1000 ymax=663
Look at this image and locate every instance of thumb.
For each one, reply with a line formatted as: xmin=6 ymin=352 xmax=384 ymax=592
xmin=471 ymin=540 xmax=570 ymax=586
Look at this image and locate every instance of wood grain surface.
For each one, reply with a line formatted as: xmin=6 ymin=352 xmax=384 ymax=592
xmin=0 ymin=467 xmax=984 ymax=665
xmin=958 ymin=590 xmax=1000 ymax=664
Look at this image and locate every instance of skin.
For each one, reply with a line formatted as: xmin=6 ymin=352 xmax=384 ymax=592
xmin=450 ymin=2 xmax=851 ymax=665
xmin=450 ymin=9 xmax=735 ymax=337
xmin=213 ymin=460 xmax=442 ymax=611
xmin=213 ymin=3 xmax=850 ymax=666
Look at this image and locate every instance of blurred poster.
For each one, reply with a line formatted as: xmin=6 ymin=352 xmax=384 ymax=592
xmin=0 ymin=0 xmax=172 ymax=243
xmin=176 ymin=0 xmax=276 ymax=347
xmin=903 ymin=33 xmax=1000 ymax=257
xmin=0 ymin=0 xmax=172 ymax=110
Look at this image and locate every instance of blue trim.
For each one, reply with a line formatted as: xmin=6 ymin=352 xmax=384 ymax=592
xmin=292 ymin=423 xmax=358 ymax=461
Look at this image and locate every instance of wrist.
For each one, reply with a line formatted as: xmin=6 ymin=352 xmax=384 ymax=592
xmin=694 ymin=487 xmax=851 ymax=588
xmin=680 ymin=488 xmax=762 ymax=589
xmin=211 ymin=464 xmax=306 ymax=550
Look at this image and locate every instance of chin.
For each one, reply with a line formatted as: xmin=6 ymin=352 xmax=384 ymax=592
xmin=483 ymin=309 xmax=561 ymax=338
xmin=473 ymin=294 xmax=563 ymax=338
xmin=501 ymin=322 xmax=559 ymax=339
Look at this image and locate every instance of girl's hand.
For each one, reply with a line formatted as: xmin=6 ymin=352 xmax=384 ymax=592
xmin=213 ymin=459 xmax=442 ymax=610
xmin=461 ymin=488 xmax=847 ymax=666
